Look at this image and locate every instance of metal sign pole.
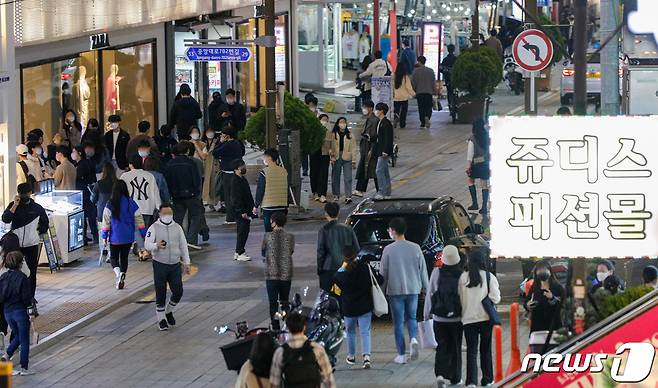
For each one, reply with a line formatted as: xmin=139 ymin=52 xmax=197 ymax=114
xmin=529 ymin=71 xmax=537 ymax=115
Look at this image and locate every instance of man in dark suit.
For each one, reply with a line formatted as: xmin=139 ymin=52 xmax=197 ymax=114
xmin=373 ymin=103 xmax=393 ymax=199
xmin=104 ymin=114 xmax=131 ymax=171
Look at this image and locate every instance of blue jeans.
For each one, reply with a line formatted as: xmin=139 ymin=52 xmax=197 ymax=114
xmin=331 ymin=158 xmax=353 ymax=198
xmin=376 ymin=156 xmax=391 ymax=196
xmin=344 ymin=312 xmax=372 ymax=356
xmin=6 ymin=309 xmax=30 ymax=369
xmin=389 ymin=294 xmax=418 ymax=356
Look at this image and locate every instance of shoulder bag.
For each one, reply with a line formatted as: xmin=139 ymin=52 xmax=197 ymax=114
xmin=368 ymin=264 xmax=389 ymax=317
xmin=482 ymin=271 xmax=501 ymax=326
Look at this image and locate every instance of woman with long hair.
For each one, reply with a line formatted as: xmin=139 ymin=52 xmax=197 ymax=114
xmin=333 ymin=246 xmax=374 ymax=369
xmin=59 ymin=109 xmax=82 ymax=148
xmin=188 ymin=126 xmax=207 ymax=161
xmin=458 ymin=251 xmax=500 ymax=387
xmin=525 ymin=261 xmax=564 ymax=353
xmin=309 ymin=114 xmax=332 ymax=203
xmin=330 ymin=117 xmax=356 ymax=204
xmin=202 ymin=127 xmax=220 ymax=207
xmin=357 ymin=55 xmax=373 ymax=106
xmin=466 ymin=118 xmax=491 ymax=214
xmin=234 ymin=332 xmax=276 ymax=388
xmin=393 ymin=62 xmax=415 ymax=129
xmin=73 ymin=145 xmax=98 ymax=244
xmin=100 ymin=180 xmax=146 ymax=289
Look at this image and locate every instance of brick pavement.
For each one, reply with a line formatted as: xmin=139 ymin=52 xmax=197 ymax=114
xmin=12 ymin=86 xmax=554 ymax=387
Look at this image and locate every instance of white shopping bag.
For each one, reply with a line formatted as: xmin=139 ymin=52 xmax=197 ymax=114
xmin=417 ymin=320 xmax=437 ymax=349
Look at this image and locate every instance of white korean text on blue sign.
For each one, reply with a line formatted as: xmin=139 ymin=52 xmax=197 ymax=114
xmin=490 ymin=116 xmax=658 ymax=258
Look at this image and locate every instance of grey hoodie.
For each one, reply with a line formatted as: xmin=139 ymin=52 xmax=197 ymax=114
xmin=145 ymin=219 xmax=190 ymax=265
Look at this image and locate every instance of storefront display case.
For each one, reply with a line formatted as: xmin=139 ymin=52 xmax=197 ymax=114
xmin=34 ymin=187 xmax=85 ymax=264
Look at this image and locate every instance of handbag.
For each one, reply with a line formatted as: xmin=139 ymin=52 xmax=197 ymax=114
xmin=482 ymin=271 xmax=501 ymax=326
xmin=367 ymin=264 xmax=389 ymax=317
xmin=417 ymin=320 xmax=438 ymax=349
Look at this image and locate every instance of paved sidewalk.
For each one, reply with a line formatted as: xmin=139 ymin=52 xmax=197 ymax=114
xmin=13 ymin=86 xmax=550 ymax=387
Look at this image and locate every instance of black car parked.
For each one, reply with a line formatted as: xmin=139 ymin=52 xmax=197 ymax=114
xmin=346 ymin=197 xmax=491 ymax=277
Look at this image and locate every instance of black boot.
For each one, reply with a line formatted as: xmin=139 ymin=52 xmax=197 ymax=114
xmin=480 ymin=188 xmax=490 ymax=214
xmin=468 ymin=185 xmax=478 ymax=210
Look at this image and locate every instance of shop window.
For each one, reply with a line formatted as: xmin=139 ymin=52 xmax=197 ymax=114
xmin=101 ymin=42 xmax=155 ymax=135
xmin=22 ymin=54 xmax=99 ymax=144
xmin=298 ymin=5 xmax=319 ymax=51
xmin=236 ymin=21 xmax=258 ymax=110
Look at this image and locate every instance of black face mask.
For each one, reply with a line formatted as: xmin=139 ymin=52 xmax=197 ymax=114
xmin=239 ymin=168 xmax=247 ymax=175
xmin=20 ymin=196 xmax=31 ymax=204
xmin=536 ymin=272 xmax=550 ymax=282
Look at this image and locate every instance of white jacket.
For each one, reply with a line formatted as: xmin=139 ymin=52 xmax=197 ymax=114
xmin=360 ymin=58 xmax=392 ymax=79
xmin=144 ymin=219 xmax=190 ymax=265
xmin=120 ymin=169 xmax=161 ymax=216
xmin=458 ymin=270 xmax=501 ymax=325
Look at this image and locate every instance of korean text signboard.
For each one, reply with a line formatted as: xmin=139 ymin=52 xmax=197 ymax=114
xmin=490 ymin=116 xmax=658 ymax=258
xmin=371 ymin=76 xmax=393 ymax=120
xmin=185 ymin=46 xmax=252 ymax=62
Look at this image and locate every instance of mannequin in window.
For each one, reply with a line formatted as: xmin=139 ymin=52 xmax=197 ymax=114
xmin=105 ymin=64 xmax=122 ymax=114
xmin=73 ymin=65 xmax=91 ymax=127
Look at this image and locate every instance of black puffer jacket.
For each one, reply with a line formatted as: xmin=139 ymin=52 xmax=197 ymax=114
xmin=334 ymin=260 xmax=373 ymax=317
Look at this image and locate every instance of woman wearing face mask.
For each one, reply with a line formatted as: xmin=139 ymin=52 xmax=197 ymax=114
xmin=330 ymin=117 xmax=357 ymax=204
xmin=202 ymin=128 xmax=220 ymax=208
xmin=59 ymin=109 xmax=82 ymax=148
xmin=73 ymin=145 xmax=98 ymax=244
xmin=590 ymin=260 xmax=624 ymax=294
xmin=309 ymin=114 xmax=332 ymax=203
xmin=188 ymin=126 xmax=207 ymax=161
xmin=525 ymin=261 xmax=564 ymax=354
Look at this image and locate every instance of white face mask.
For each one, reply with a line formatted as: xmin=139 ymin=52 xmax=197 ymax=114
xmin=138 ymin=150 xmax=149 ymax=158
xmin=362 ymin=108 xmax=369 ymax=115
xmin=338 ymin=123 xmax=347 ymax=130
xmin=35 ymin=148 xmax=43 ymax=156
xmin=206 ymin=132 xmax=215 ymax=139
xmin=226 ymin=98 xmax=236 ymax=105
xmin=190 ymin=133 xmax=200 ymax=140
xmin=596 ymin=271 xmax=610 ymax=282
xmin=320 ymin=120 xmax=329 ymax=126
xmin=110 ymin=123 xmax=119 ymax=130
xmin=160 ymin=215 xmax=173 ymax=224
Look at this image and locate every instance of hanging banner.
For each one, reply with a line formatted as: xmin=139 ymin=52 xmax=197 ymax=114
xmin=490 ymin=116 xmax=658 ymax=259
xmin=422 ymin=23 xmax=443 ymax=77
xmin=371 ymin=76 xmax=393 ymax=120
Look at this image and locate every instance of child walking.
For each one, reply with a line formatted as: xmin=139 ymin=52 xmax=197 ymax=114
xmin=145 ymin=203 xmax=191 ymax=331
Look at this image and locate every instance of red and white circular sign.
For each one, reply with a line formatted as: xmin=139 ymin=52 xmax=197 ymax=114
xmin=512 ymin=29 xmax=554 ymax=72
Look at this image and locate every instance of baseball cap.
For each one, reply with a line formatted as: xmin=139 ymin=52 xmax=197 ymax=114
xmin=16 ymin=144 xmax=28 ymax=156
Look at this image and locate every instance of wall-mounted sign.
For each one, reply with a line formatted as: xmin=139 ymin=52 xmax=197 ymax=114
xmin=89 ymin=33 xmax=110 ymax=50
xmin=275 ymin=25 xmax=286 ymax=82
xmin=490 ymin=116 xmax=658 ymax=259
xmin=185 ymin=46 xmax=252 ymax=62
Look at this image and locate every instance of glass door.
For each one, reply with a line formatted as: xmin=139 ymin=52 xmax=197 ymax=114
xmin=322 ymin=3 xmax=343 ymax=85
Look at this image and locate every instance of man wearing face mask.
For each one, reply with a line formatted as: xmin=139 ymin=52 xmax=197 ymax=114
xmin=230 ymin=159 xmax=255 ymax=261
xmin=207 ymin=91 xmax=224 ymax=131
xmin=104 ymin=114 xmax=131 ymax=172
xmin=2 ymin=183 xmax=49 ymax=300
xmin=354 ymin=101 xmax=379 ymax=197
xmin=372 ymin=103 xmax=394 ymax=199
xmin=219 ymin=89 xmax=246 ymax=132
xmin=212 ymin=127 xmax=245 ymax=225
xmin=590 ymin=260 xmax=624 ymax=294
xmin=126 ymin=120 xmax=159 ymax=163
xmin=144 ymin=203 xmax=191 ymax=331
xmin=53 ymin=145 xmax=77 ymax=190
xmin=169 ymin=84 xmax=202 ymax=140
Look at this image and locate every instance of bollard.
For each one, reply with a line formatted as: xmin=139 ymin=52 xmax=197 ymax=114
xmin=494 ymin=325 xmax=503 ymax=382
xmin=0 ymin=361 xmax=12 ymax=388
xmin=505 ymin=302 xmax=522 ymax=376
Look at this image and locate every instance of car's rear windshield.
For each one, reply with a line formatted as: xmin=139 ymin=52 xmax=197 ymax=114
xmin=351 ymin=214 xmax=432 ymax=245
xmin=438 ymin=204 xmax=473 ymax=240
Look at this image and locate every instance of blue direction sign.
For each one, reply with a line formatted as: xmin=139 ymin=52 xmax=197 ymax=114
xmin=185 ymin=46 xmax=252 ymax=62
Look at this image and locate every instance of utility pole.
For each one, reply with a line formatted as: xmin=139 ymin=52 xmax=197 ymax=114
xmin=470 ymin=0 xmax=480 ymax=50
xmin=374 ymin=0 xmax=380 ymax=51
xmin=524 ymin=0 xmax=537 ymax=115
xmin=600 ymin=0 xmax=620 ymax=115
xmin=573 ymin=0 xmax=587 ymax=115
xmin=264 ymin=0 xmax=278 ymax=149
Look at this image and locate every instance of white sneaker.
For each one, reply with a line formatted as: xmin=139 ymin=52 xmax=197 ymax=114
xmin=426 ymin=117 xmax=431 ymax=128
xmin=313 ymin=194 xmax=320 ymax=201
xmin=18 ymin=368 xmax=33 ymax=376
xmin=393 ymin=354 xmax=407 ymax=364
xmin=409 ymin=338 xmax=419 ymax=360
xmin=352 ymin=190 xmax=364 ymax=197
xmin=373 ymin=194 xmax=384 ymax=200
xmin=236 ymin=253 xmax=251 ymax=262
xmin=319 ymin=195 xmax=327 ymax=203
xmin=436 ymin=376 xmax=447 ymax=388
xmin=0 ymin=332 xmax=5 ymax=351
xmin=223 ymin=221 xmax=236 ymax=225
xmin=384 ymin=196 xmax=392 ymax=200
xmin=233 ymin=252 xmax=239 ymax=260
xmin=187 ymin=243 xmax=203 ymax=251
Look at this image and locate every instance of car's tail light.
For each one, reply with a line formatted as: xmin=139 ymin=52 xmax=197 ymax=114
xmin=434 ymin=252 xmax=443 ymax=268
xmin=562 ymin=69 xmax=575 ymax=77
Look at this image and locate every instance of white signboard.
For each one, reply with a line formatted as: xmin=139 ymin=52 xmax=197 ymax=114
xmin=490 ymin=116 xmax=658 ymax=259
xmin=371 ymin=76 xmax=393 ymax=119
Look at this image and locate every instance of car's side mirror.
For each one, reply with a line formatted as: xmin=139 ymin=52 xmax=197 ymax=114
xmin=473 ymin=224 xmax=485 ymax=235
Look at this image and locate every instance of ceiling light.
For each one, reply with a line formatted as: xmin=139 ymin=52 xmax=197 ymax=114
xmin=410 ymin=9 xmax=415 ymax=14
xmin=367 ymin=3 xmax=372 ymax=8
xmin=446 ymin=15 xmax=451 ymax=19
xmin=459 ymin=5 xmax=464 ymax=11
xmin=431 ymin=8 xmax=437 ymax=14
xmin=426 ymin=15 xmax=431 ymax=20
xmin=441 ymin=3 xmax=447 ymax=8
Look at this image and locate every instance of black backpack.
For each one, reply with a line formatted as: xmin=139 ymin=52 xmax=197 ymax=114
xmin=18 ymin=161 xmax=39 ymax=194
xmin=431 ymin=268 xmax=462 ymax=318
xmin=281 ymin=340 xmax=322 ymax=388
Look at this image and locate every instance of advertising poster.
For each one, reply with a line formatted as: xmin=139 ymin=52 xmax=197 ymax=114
xmin=371 ymin=76 xmax=393 ymax=119
xmin=275 ymin=24 xmax=287 ymax=83
xmin=422 ymin=23 xmax=443 ymax=77
xmin=489 ymin=116 xmax=658 ymax=258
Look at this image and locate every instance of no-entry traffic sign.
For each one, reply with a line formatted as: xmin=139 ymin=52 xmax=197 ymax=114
xmin=512 ymin=29 xmax=553 ymax=72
